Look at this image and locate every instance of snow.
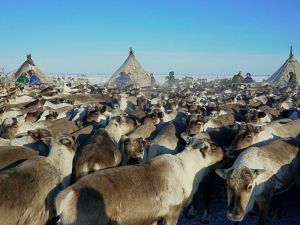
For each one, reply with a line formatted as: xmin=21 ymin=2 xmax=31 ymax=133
xmin=177 ymin=189 xmax=300 ymax=225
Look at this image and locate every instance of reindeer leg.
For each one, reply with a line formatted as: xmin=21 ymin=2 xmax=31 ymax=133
xmin=185 ymin=184 xmax=200 ymax=218
xmin=201 ymin=173 xmax=213 ymax=224
xmin=164 ymin=205 xmax=182 ymax=225
xmin=268 ymin=194 xmax=283 ymax=219
xmin=257 ymin=196 xmax=271 ymax=225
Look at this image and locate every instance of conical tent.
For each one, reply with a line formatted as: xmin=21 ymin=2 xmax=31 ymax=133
xmin=107 ymin=48 xmax=152 ymax=87
xmin=268 ymin=46 xmax=300 ymax=86
xmin=14 ymin=54 xmax=49 ymax=83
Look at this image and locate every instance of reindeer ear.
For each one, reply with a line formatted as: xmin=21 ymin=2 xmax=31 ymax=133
xmin=100 ymin=105 xmax=107 ymax=113
xmin=40 ymin=136 xmax=52 ymax=146
xmin=117 ymin=116 xmax=125 ymax=123
xmin=39 ymin=129 xmax=52 ymax=139
xmin=246 ymin=124 xmax=255 ymax=132
xmin=157 ymin=112 xmax=164 ymax=119
xmin=72 ymin=135 xmax=79 ymax=146
xmin=215 ymin=169 xmax=228 ymax=180
xmin=121 ymin=135 xmax=130 ymax=144
xmin=251 ymin=169 xmax=265 ymax=178
xmin=27 ymin=130 xmax=39 ymax=140
xmin=53 ymin=112 xmax=59 ymax=118
xmin=239 ymin=121 xmax=246 ymax=129
xmin=254 ymin=126 xmax=263 ymax=133
xmin=199 ymin=145 xmax=208 ymax=158
xmin=181 ymin=132 xmax=191 ymax=144
xmin=136 ymin=137 xmax=143 ymax=143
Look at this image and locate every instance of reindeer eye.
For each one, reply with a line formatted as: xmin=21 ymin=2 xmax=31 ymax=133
xmin=247 ymin=184 xmax=253 ymax=191
xmin=211 ymin=144 xmax=217 ymax=151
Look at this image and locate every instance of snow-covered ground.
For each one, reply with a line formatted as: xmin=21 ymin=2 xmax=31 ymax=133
xmin=178 ymin=189 xmax=300 ymax=225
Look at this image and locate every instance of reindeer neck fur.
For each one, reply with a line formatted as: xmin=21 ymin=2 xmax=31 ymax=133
xmin=106 ymin=128 xmax=121 ymax=144
xmin=16 ymin=114 xmax=26 ymax=124
xmin=106 ymin=122 xmax=132 ymax=144
xmin=37 ymin=110 xmax=51 ymax=122
xmin=1 ymin=110 xmax=23 ymax=120
xmin=18 ymin=120 xmax=46 ymax=135
xmin=62 ymin=83 xmax=72 ymax=93
xmin=256 ymin=126 xmax=274 ymax=142
xmin=176 ymin=150 xmax=208 ymax=203
xmin=120 ymin=95 xmax=128 ymax=111
xmin=10 ymin=135 xmax=36 ymax=146
xmin=47 ymin=143 xmax=75 ymax=187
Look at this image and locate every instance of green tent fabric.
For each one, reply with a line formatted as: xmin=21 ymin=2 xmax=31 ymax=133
xmin=14 ymin=54 xmax=49 ymax=83
xmin=16 ymin=73 xmax=29 ymax=85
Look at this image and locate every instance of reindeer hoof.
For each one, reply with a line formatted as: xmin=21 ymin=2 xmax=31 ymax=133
xmin=186 ymin=204 xmax=197 ymax=219
xmin=201 ymin=210 xmax=211 ymax=224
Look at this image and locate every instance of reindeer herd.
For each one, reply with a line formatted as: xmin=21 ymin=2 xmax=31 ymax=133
xmin=0 ymin=80 xmax=299 ymax=225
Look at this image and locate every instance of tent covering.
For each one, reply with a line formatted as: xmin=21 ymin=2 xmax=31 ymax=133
xmin=107 ymin=48 xmax=152 ymax=87
xmin=268 ymin=46 xmax=300 ymax=86
xmin=13 ymin=54 xmax=49 ymax=83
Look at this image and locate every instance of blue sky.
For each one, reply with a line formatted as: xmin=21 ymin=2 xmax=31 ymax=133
xmin=0 ymin=0 xmax=299 ymax=75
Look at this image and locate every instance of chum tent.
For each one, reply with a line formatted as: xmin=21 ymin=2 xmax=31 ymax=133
xmin=267 ymin=46 xmax=300 ymax=86
xmin=107 ymin=48 xmax=152 ymax=87
xmin=13 ymin=54 xmax=49 ymax=83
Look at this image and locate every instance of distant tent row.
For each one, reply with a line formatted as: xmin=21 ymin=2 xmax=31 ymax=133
xmin=12 ymin=49 xmax=153 ymax=87
xmin=11 ymin=46 xmax=300 ymax=87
